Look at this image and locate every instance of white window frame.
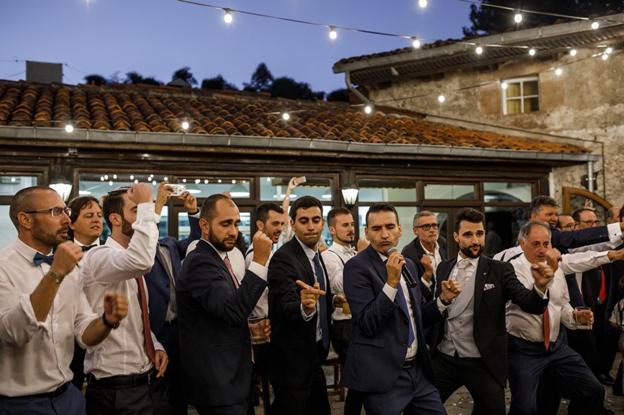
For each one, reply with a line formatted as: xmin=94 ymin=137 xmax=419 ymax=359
xmin=502 ymin=76 xmax=539 ymax=115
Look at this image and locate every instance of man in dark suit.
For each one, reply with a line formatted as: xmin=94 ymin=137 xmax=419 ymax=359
xmin=267 ymin=196 xmax=336 ymax=415
xmin=146 ymin=183 xmax=201 ymax=414
xmin=343 ymin=203 xmax=460 ymax=415
xmin=402 ymin=210 xmax=448 ymax=302
xmin=431 ymin=208 xmax=551 ymax=414
xmin=177 ymin=194 xmax=273 ymax=415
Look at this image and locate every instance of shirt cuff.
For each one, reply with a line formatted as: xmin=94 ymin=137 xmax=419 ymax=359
xmin=421 ymin=277 xmax=433 ymax=289
xmin=595 ymin=250 xmax=611 ymax=265
xmin=533 ymin=285 xmax=549 ymax=299
xmin=188 ymin=210 xmax=201 ymax=218
xmin=300 ymin=303 xmax=316 ymax=321
xmin=136 ymin=202 xmax=159 ymax=223
xmin=607 ymin=222 xmax=623 ymax=244
xmin=383 ymin=283 xmax=397 ymax=302
xmin=248 ymin=262 xmax=268 ymax=281
xmin=19 ymin=294 xmax=49 ymax=332
xmin=436 ymin=297 xmax=448 ymax=313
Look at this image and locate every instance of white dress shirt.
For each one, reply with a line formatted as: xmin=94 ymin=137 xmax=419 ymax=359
xmin=507 ymin=254 xmax=577 ymax=343
xmin=206 ymin=242 xmax=267 ymax=283
xmin=321 ymin=243 xmax=356 ymax=321
xmin=0 ymin=239 xmax=98 ymax=395
xmin=296 ymin=237 xmax=329 ymax=343
xmin=244 ymin=243 xmax=273 ymax=318
xmin=81 ymin=202 xmax=164 ymax=379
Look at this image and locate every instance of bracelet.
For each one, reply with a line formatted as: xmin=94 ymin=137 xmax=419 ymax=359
xmin=46 ymin=270 xmax=64 ymax=284
xmin=101 ymin=312 xmax=120 ymax=329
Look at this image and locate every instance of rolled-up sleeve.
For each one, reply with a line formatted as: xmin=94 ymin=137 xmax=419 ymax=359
xmin=0 ymin=279 xmax=48 ymax=346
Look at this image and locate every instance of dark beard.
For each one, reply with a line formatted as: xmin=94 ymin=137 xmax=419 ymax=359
xmin=460 ymin=245 xmax=483 ymax=259
xmin=209 ymin=233 xmax=234 ymax=252
xmin=121 ymin=216 xmax=134 ymax=238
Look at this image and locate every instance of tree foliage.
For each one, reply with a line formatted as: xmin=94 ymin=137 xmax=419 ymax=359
xmin=201 ymin=75 xmax=239 ymax=91
xmin=244 ymin=63 xmax=274 ymax=92
xmin=270 ymin=77 xmax=324 ymax=100
xmin=326 ymin=88 xmax=350 ymax=102
xmin=83 ymin=74 xmax=107 ymax=86
xmin=171 ymin=66 xmax=197 ymax=86
xmin=464 ymin=0 xmax=624 ymax=36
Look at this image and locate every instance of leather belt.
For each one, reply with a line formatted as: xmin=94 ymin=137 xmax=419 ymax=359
xmin=87 ymin=370 xmax=154 ymax=389
xmin=0 ymin=382 xmax=69 ymax=399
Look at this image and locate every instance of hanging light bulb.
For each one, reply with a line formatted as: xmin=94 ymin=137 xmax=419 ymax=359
xmin=195 ymin=179 xmax=201 ymax=184
xmin=100 ymin=176 xmax=105 ymax=182
xmin=528 ymin=48 xmax=536 ymax=56
xmin=328 ymin=26 xmax=338 ymax=40
xmin=411 ymin=38 xmax=421 ymax=49
xmin=591 ymin=21 xmax=600 ymax=30
xmin=182 ymin=178 xmax=187 ymax=183
xmin=281 ymin=112 xmax=291 ymax=121
xmin=134 ymin=179 xmax=139 ymax=184
xmin=181 ymin=120 xmax=190 ymax=130
xmin=501 ymin=81 xmax=509 ymax=90
xmin=223 ymin=9 xmax=233 ymax=24
xmin=108 ymin=181 xmax=113 ymax=186
xmin=112 ymin=174 xmax=117 ymax=179
xmin=437 ymin=94 xmax=446 ymax=104
xmin=418 ymin=0 xmax=428 ymax=8
xmin=554 ymin=67 xmax=563 ymax=77
xmin=475 ymin=45 xmax=484 ymax=55
xmin=104 ymin=175 xmax=109 ymax=180
xmin=569 ymin=48 xmax=578 ymax=57
xmin=606 ymin=47 xmax=614 ymax=54
xmin=364 ymin=104 xmax=373 ymax=114
xmin=129 ymin=174 xmax=134 ymax=180
xmin=204 ymin=179 xmax=209 ymax=184
xmin=514 ymin=13 xmax=523 ymax=24
xmin=601 ymin=53 xmax=609 ymax=61
xmin=64 ymin=124 xmax=74 ymax=133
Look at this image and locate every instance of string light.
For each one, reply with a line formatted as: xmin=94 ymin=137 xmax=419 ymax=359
xmin=475 ymin=45 xmax=484 ymax=55
xmin=501 ymin=81 xmax=508 ymax=90
xmin=108 ymin=181 xmax=113 ymax=186
xmin=411 ymin=38 xmax=421 ymax=49
xmin=364 ymin=104 xmax=373 ymax=114
xmin=601 ymin=53 xmax=609 ymax=61
xmin=528 ymin=48 xmax=536 ymax=56
xmin=514 ymin=13 xmax=523 ymax=24
xmin=591 ymin=21 xmax=600 ymax=30
xmin=134 ymin=179 xmax=139 ymax=184
xmin=130 ymin=174 xmax=134 ymax=180
xmin=606 ymin=47 xmax=614 ymax=54
xmin=100 ymin=176 xmax=105 ymax=182
xmin=328 ymin=26 xmax=338 ymax=40
xmin=64 ymin=124 xmax=74 ymax=133
xmin=437 ymin=94 xmax=446 ymax=104
xmin=195 ymin=179 xmax=201 ymax=184
xmin=223 ymin=8 xmax=233 ymax=24
xmin=104 ymin=175 xmax=109 ymax=180
xmin=281 ymin=112 xmax=291 ymax=121
xmin=164 ymin=176 xmax=168 ymax=181
xmin=554 ymin=67 xmax=563 ymax=76
xmin=182 ymin=178 xmax=187 ymax=183
xmin=418 ymin=0 xmax=428 ymax=8
xmin=569 ymin=48 xmax=578 ymax=57
xmin=181 ymin=120 xmax=190 ymax=130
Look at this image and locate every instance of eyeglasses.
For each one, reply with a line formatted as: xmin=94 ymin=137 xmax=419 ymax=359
xmin=25 ymin=207 xmax=71 ymax=217
xmin=415 ymin=223 xmax=439 ymax=231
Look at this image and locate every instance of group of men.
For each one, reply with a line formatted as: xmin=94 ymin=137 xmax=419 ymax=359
xmin=1 ymin=181 xmax=623 ymax=415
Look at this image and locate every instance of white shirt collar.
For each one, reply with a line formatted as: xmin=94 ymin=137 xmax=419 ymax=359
xmin=201 ymin=238 xmax=229 ymax=260
xmin=419 ymin=239 xmax=438 ymax=255
xmin=456 ymin=253 xmax=479 ymax=267
xmin=295 ymin=236 xmax=318 ymax=260
xmin=329 ymin=242 xmax=356 ymax=256
xmin=13 ymin=237 xmax=51 ymax=262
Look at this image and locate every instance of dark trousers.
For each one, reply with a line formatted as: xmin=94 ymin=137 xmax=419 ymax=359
xmin=363 ymin=362 xmax=445 ymax=415
xmin=85 ymin=372 xmax=155 ymax=415
xmin=432 ymin=352 xmax=505 ymax=415
xmin=567 ymin=328 xmax=600 ymax=375
xmin=330 ymin=319 xmax=364 ymax=415
xmin=270 ymin=364 xmax=330 ymax=415
xmin=153 ymin=321 xmax=187 ymax=415
xmin=508 ymin=335 xmax=604 ymax=415
xmin=70 ymin=342 xmax=87 ymax=390
xmin=195 ymin=402 xmax=248 ymax=415
xmin=0 ymin=383 xmax=85 ymax=415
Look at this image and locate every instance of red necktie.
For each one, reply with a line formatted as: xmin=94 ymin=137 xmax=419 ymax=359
xmin=543 ymin=306 xmax=551 ymax=351
xmin=223 ymin=255 xmax=240 ymax=289
xmin=598 ymin=267 xmax=607 ymax=304
xmin=136 ymin=276 xmax=156 ymax=363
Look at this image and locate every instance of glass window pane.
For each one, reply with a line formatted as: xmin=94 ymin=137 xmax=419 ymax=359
xmin=180 ymin=179 xmax=250 ymax=199
xmin=483 ymin=182 xmax=532 ymax=203
xmin=0 ymin=175 xmax=38 ymax=196
xmin=524 ymin=80 xmax=539 ymax=96
xmin=484 ymin=206 xmax=530 ymax=257
xmin=506 ymin=99 xmax=522 ymax=114
xmin=0 ymin=206 xmax=16 ymax=249
xmin=424 ymin=184 xmax=476 ymax=200
xmin=178 ymin=212 xmax=191 ymax=239
xmin=524 ymin=97 xmax=539 ymax=112
xmin=357 ymin=179 xmax=416 ymax=202
xmin=506 ymin=82 xmax=521 ymax=98
xmin=238 ymin=212 xmax=252 ymax=252
xmin=158 ymin=207 xmax=168 ymax=239
xmin=260 ymin=177 xmax=331 ymax=202
xmin=358 ymin=205 xmax=418 ymax=251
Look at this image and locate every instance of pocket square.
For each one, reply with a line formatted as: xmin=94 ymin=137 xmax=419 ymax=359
xmin=484 ymin=283 xmax=495 ymax=291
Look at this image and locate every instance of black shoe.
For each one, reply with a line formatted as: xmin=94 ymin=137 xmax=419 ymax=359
xmin=598 ymin=373 xmax=615 ymax=386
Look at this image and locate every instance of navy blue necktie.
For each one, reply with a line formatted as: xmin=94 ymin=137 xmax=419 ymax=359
xmin=396 ymin=286 xmax=416 ymax=345
xmin=565 ymin=274 xmax=585 ymax=308
xmin=33 ymin=252 xmax=54 ymax=266
xmin=313 ymin=253 xmax=330 ymax=350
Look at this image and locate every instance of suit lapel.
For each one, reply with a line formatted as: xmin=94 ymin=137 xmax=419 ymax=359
xmin=366 ymin=246 xmax=388 ymax=286
xmin=473 ymin=256 xmax=489 ymax=316
xmin=198 ymin=240 xmax=236 ymax=289
xmin=290 ymin=239 xmax=315 ymax=286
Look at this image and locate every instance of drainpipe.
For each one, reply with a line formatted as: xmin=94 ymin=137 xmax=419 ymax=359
xmin=344 ymin=71 xmax=371 ymax=106
xmin=587 ymin=160 xmax=594 ymax=193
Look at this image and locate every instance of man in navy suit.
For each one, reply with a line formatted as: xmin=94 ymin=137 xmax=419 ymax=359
xmin=343 ymin=203 xmax=460 ymax=415
xmin=177 ymin=194 xmax=273 ymax=415
xmin=145 ymin=183 xmax=201 ymax=414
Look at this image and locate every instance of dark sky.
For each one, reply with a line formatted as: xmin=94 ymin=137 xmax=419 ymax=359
xmin=1 ymin=0 xmax=472 ymax=93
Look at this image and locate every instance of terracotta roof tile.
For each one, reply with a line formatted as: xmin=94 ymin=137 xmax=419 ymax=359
xmin=0 ymin=79 xmax=586 ymax=154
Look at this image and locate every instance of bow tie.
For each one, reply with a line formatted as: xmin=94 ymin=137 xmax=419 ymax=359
xmin=81 ymin=244 xmax=97 ymax=252
xmin=345 ymin=246 xmax=357 ymax=256
xmin=33 ymin=252 xmax=54 ymax=266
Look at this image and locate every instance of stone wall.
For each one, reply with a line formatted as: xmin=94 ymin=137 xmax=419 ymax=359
xmin=368 ymin=48 xmax=624 ymax=206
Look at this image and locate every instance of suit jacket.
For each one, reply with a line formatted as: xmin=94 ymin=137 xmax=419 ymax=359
xmin=432 ymin=256 xmax=549 ymax=387
xmin=267 ymin=237 xmax=333 ymax=388
xmin=342 ymin=245 xmax=443 ymax=393
xmin=550 ymin=225 xmax=611 ymax=253
xmin=177 ymin=239 xmax=267 ymax=407
xmin=402 ymin=236 xmax=448 ymax=302
xmin=145 ymin=216 xmax=200 ymax=343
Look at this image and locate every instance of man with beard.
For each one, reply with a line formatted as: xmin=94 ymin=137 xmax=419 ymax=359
xmin=507 ymin=221 xmax=603 ymax=415
xmin=81 ymin=184 xmax=169 ymax=415
xmin=268 ymin=196 xmax=335 ymax=415
xmin=321 ymin=208 xmax=361 ymax=415
xmin=177 ymin=194 xmax=272 ymax=415
xmin=430 ymin=208 xmax=551 ymax=414
xmin=0 ymin=186 xmax=128 ymax=414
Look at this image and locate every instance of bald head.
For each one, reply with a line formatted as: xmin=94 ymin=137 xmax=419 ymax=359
xmin=9 ymin=186 xmax=57 ymax=230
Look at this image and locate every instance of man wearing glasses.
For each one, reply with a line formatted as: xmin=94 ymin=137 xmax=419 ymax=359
xmin=402 ymin=211 xmax=447 ymax=301
xmin=80 ymin=183 xmax=168 ymax=415
xmin=0 ymin=186 xmax=128 ymax=415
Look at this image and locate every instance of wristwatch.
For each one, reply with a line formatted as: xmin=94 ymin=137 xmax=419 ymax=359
xmin=102 ymin=312 xmax=120 ymax=329
xmin=46 ymin=270 xmax=64 ymax=284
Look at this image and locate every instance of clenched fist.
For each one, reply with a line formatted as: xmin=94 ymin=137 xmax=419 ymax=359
xmin=50 ymin=241 xmax=83 ymax=277
xmin=102 ymin=292 xmax=129 ymax=326
xmin=530 ymin=262 xmax=555 ymax=292
xmin=385 ymin=251 xmax=405 ymax=289
xmin=127 ymin=183 xmax=153 ymax=205
xmin=252 ymin=230 xmax=273 ymax=266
